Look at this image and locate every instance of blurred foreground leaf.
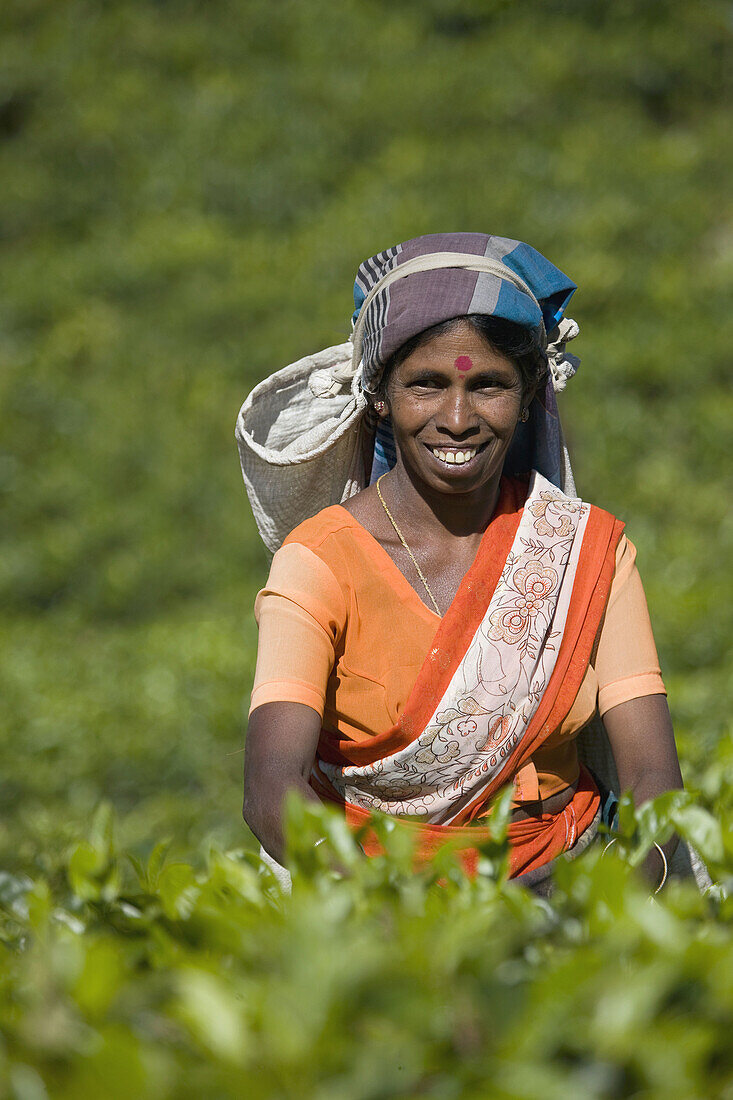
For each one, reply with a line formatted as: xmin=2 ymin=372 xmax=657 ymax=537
xmin=0 ymin=792 xmax=729 ymax=1097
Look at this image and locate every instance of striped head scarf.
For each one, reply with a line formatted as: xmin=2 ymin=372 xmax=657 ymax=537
xmin=352 ymin=233 xmax=579 ymax=491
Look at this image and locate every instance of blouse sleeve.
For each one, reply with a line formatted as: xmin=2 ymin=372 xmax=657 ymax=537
xmin=249 ymin=543 xmax=347 ymax=717
xmin=594 ymin=535 xmax=667 ymax=716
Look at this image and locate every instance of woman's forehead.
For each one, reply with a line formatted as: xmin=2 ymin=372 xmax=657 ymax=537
xmin=398 ymin=329 xmax=518 ymax=373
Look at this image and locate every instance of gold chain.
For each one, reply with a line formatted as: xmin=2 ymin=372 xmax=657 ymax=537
xmin=375 ymin=474 xmax=441 ymax=616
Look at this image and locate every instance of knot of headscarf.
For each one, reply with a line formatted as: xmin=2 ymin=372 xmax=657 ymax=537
xmin=547 ymin=317 xmax=580 ymax=393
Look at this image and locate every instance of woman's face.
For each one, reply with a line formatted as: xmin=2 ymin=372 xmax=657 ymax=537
xmin=383 ymin=320 xmax=527 ymax=496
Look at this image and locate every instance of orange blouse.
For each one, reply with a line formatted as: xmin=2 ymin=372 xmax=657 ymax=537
xmin=251 ymin=501 xmax=666 ymax=806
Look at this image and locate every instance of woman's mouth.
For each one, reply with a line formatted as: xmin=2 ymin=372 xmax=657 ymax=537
xmin=425 ymin=443 xmax=486 ymax=468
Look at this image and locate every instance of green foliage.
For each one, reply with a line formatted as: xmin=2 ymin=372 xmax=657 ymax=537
xmin=0 ymin=1 xmax=731 ymax=1094
xmin=0 ymin=795 xmax=731 ymax=1099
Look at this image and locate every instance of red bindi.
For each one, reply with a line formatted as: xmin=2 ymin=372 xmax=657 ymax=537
xmin=454 ymin=355 xmax=473 ymax=372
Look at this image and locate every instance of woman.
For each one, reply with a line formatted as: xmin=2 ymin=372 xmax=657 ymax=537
xmin=240 ymin=233 xmax=683 ymax=891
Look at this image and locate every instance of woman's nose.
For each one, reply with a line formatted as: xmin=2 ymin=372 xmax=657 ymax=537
xmin=439 ymin=388 xmax=479 ymax=437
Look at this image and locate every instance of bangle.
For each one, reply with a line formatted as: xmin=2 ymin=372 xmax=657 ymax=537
xmin=602 ymin=838 xmax=668 ymax=893
xmin=652 ymin=842 xmax=668 ymax=894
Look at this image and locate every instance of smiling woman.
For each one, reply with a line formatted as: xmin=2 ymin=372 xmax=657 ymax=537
xmin=238 ymin=233 xmax=685 ymax=894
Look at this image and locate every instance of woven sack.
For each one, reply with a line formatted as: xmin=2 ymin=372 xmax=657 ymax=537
xmin=235 ymin=341 xmax=372 ymax=553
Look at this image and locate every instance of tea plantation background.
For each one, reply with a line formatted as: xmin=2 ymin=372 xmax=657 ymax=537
xmin=1 ymin=1 xmax=732 ymax=1096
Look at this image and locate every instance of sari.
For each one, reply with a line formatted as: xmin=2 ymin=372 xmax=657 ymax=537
xmin=309 ymin=470 xmax=625 ymax=878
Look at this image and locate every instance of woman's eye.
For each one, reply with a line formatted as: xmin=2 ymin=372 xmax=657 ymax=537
xmin=474 ymin=377 xmax=510 ymax=390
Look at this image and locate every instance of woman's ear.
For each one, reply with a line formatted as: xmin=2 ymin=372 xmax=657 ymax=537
xmin=373 ymin=399 xmax=389 ymax=419
xmin=521 ymin=382 xmax=538 ymax=413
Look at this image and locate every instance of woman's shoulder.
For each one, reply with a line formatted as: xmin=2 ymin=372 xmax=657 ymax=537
xmin=280 ymin=506 xmax=378 ymax=567
xmin=282 ymin=504 xmax=363 ymax=552
xmin=262 ymin=509 xmax=356 ymax=618
xmin=266 ymin=502 xmax=382 ymax=620
xmin=608 ymin=532 xmax=638 ymax=597
xmin=278 ymin=497 xmax=392 ymax=596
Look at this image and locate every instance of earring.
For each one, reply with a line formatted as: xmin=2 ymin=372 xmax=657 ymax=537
xmin=374 ymin=400 xmax=387 ymax=414
xmin=520 ymin=407 xmax=530 ymax=422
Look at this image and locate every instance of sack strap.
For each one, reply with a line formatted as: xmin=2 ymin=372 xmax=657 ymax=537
xmin=343 ymin=252 xmax=548 ymax=386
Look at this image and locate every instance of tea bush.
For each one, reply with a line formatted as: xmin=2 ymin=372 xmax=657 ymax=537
xmin=0 ymin=787 xmax=731 ymax=1100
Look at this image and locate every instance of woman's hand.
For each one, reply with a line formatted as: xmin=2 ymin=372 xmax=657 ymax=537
xmin=243 ymin=701 xmax=323 ymax=865
xmin=602 ymin=693 xmax=684 ymax=887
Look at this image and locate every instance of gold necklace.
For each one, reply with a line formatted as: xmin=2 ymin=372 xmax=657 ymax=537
xmin=375 ymin=474 xmax=441 ymax=616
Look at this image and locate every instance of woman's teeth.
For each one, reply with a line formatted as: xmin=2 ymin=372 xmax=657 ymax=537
xmin=431 ymin=447 xmax=477 ymax=466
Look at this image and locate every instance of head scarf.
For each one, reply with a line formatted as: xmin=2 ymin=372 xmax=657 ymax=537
xmin=352 ymin=233 xmax=579 ymax=491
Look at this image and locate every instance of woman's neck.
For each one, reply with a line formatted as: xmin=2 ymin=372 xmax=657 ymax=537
xmin=381 ymin=461 xmax=503 ymax=540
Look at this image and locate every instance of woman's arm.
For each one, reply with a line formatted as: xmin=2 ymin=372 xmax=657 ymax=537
xmin=602 ymin=693 xmax=684 ymax=883
xmin=243 ymin=700 xmax=323 ymax=864
xmin=245 ymin=543 xmax=347 ymax=864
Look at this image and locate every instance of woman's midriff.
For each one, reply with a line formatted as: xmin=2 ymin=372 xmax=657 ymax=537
xmin=507 ymin=779 xmax=577 ymax=823
xmin=336 ymin=766 xmax=599 ymax=880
